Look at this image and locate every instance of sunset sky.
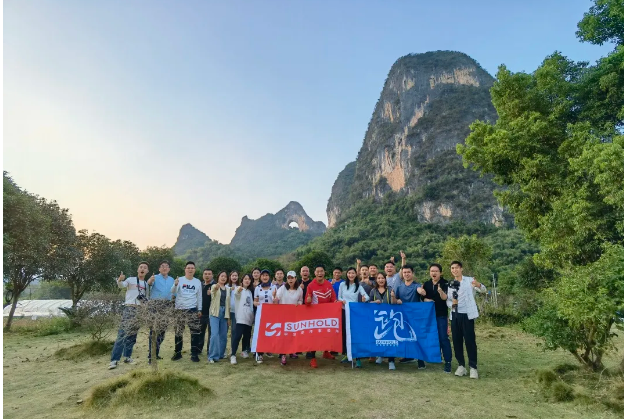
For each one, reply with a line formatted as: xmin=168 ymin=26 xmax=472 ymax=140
xmin=3 ymin=0 xmax=612 ymax=249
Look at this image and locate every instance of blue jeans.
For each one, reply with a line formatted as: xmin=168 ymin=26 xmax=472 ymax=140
xmin=436 ymin=316 xmax=453 ymax=364
xmin=111 ymin=306 xmax=139 ymax=362
xmin=208 ymin=306 xmax=228 ymax=361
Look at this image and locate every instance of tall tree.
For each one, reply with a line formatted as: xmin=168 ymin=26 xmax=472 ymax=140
xmin=3 ymin=173 xmax=75 ymax=330
xmin=63 ymin=231 xmax=140 ymax=309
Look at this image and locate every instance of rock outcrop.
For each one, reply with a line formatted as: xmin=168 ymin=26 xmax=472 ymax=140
xmin=327 ymin=51 xmax=503 ymax=227
xmin=230 ymin=201 xmax=325 ymax=246
xmin=173 ymin=223 xmax=210 ymax=255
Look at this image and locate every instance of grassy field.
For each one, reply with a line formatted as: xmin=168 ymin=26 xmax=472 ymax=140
xmin=3 ymin=319 xmax=623 ymax=419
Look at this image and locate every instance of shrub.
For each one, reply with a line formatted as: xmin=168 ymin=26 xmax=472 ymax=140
xmin=60 ymin=293 xmax=123 ymax=338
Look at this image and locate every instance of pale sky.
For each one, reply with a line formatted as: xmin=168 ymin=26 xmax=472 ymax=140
xmin=3 ymin=0 xmax=612 ymax=249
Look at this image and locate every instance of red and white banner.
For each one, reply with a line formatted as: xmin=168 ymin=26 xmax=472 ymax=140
xmin=251 ymin=303 xmax=342 ymax=353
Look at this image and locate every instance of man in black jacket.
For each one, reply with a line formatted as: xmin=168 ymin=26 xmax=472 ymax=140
xmin=417 ymin=263 xmax=452 ymax=373
xmin=198 ymin=269 xmax=215 ymax=354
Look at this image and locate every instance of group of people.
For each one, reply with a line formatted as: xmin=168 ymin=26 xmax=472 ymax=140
xmin=108 ymin=253 xmax=487 ymax=379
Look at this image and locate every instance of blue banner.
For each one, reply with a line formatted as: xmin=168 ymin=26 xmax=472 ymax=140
xmin=346 ymin=302 xmax=442 ymax=362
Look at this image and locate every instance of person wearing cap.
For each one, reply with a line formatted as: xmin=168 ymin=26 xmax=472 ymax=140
xmin=253 ymin=269 xmax=277 ymax=364
xmin=274 ymin=270 xmax=303 ymax=365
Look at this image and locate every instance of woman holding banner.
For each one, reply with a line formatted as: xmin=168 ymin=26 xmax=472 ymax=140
xmin=338 ymin=267 xmax=369 ymax=365
xmin=274 ymin=270 xmax=303 ymax=365
xmin=369 ymin=272 xmax=397 ymax=370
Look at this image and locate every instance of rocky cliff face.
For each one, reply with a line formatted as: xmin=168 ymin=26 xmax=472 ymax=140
xmin=327 ymin=51 xmax=503 ymax=227
xmin=173 ymin=223 xmax=211 ymax=255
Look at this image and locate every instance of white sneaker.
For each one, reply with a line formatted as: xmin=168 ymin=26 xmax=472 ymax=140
xmin=455 ymin=366 xmax=467 ymax=377
xmin=108 ymin=361 xmax=118 ymax=370
xmin=123 ymin=357 xmax=135 ymax=365
xmin=256 ymin=353 xmax=263 ymax=364
xmin=208 ymin=359 xmax=215 ymax=364
xmin=470 ymin=367 xmax=479 ymax=379
xmin=388 ymin=362 xmax=396 ymax=370
xmin=230 ymin=355 xmax=237 ymax=365
xmin=376 ymin=357 xmax=383 ymax=364
xmin=242 ymin=351 xmax=249 ymax=359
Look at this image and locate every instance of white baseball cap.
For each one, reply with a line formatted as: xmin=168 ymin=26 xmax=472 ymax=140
xmin=287 ymin=271 xmax=297 ymax=277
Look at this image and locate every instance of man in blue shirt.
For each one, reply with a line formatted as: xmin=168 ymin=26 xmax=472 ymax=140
xmin=394 ymin=264 xmax=426 ymax=368
xmin=147 ymin=260 xmax=175 ymax=362
xmin=331 ymin=267 xmax=344 ymax=296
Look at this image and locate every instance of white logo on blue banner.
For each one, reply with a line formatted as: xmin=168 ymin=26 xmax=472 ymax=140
xmin=373 ymin=309 xmax=417 ymax=346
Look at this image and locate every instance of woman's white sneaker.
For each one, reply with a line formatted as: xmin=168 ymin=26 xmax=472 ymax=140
xmin=108 ymin=361 xmax=118 ymax=370
xmin=470 ymin=367 xmax=479 ymax=379
xmin=455 ymin=366 xmax=467 ymax=376
xmin=242 ymin=351 xmax=249 ymax=359
xmin=388 ymin=362 xmax=396 ymax=370
xmin=230 ymin=355 xmax=237 ymax=365
xmin=375 ymin=357 xmax=383 ymax=364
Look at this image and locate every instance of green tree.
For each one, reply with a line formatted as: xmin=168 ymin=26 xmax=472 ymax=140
xmin=139 ymin=246 xmax=177 ymax=276
xmin=208 ymin=257 xmax=242 ymax=276
xmin=524 ymin=245 xmax=624 ymax=371
xmin=576 ymin=0 xmax=624 ymax=46
xmin=440 ymin=235 xmax=492 ymax=283
xmin=63 ymin=230 xmax=140 ymax=310
xmin=291 ymin=251 xmax=334 ymax=277
xmin=458 ymin=0 xmax=624 ymax=369
xmin=241 ymin=258 xmax=284 ymax=276
xmin=3 ymin=173 xmax=75 ymax=330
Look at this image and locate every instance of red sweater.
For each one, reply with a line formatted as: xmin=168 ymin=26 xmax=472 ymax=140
xmin=305 ymin=279 xmax=336 ymax=304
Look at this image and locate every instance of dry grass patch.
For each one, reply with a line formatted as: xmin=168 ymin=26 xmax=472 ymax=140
xmin=54 ymin=340 xmax=114 ymax=360
xmin=85 ymin=369 xmax=212 ymax=409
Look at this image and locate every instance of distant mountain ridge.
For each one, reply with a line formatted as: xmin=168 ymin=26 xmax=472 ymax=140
xmin=172 ymin=201 xmax=326 ymax=265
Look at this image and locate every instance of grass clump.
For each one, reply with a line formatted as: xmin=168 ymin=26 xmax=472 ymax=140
xmin=551 ymin=382 xmax=575 ymax=402
xmin=85 ymin=369 xmax=212 ymax=408
xmin=536 ymin=369 xmax=558 ymax=388
xmin=55 ymin=340 xmax=114 ymax=360
xmin=553 ymin=363 xmax=579 ymax=375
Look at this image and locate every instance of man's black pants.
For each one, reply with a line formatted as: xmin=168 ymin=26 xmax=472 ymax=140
xmin=450 ymin=312 xmax=478 ymax=369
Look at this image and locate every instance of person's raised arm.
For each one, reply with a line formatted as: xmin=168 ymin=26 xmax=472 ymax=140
xmin=117 ymin=272 xmax=127 ymax=289
xmin=471 ymin=278 xmax=487 ymax=293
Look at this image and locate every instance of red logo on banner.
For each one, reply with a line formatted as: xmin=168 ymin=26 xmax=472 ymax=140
xmin=253 ymin=303 xmax=342 ymax=353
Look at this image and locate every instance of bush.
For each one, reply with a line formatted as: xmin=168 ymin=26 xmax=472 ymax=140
xmin=60 ymin=293 xmax=123 ymax=337
xmin=55 ymin=340 xmax=114 ymax=360
xmin=85 ymin=370 xmax=212 ymax=408
xmin=483 ymin=308 xmax=522 ymax=326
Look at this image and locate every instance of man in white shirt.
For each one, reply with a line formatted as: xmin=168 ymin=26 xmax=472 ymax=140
xmin=170 ymin=261 xmax=203 ymax=362
xmin=108 ymin=262 xmax=149 ymax=370
xmin=447 ymin=261 xmax=486 ymax=379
